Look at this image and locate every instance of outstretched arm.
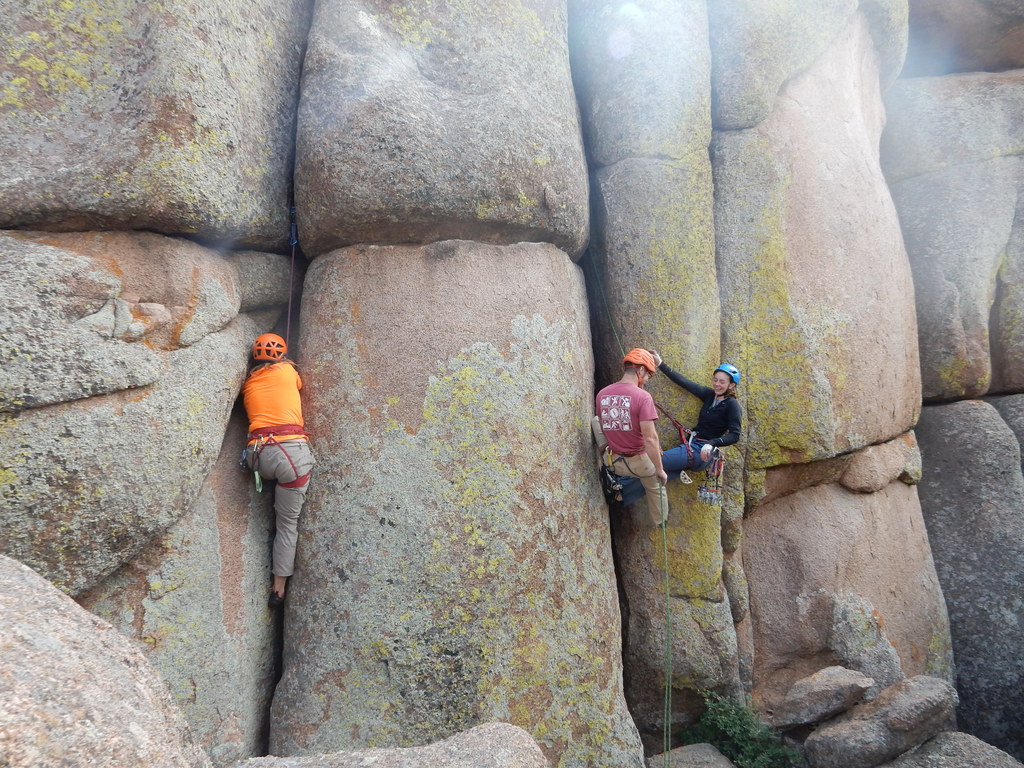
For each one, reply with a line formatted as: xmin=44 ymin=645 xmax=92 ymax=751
xmin=657 ymin=361 xmax=714 ymax=400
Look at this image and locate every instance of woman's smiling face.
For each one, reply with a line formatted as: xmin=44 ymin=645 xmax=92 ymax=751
xmin=712 ymin=371 xmax=731 ymax=395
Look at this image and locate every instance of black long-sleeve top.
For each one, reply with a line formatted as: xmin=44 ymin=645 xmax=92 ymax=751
xmin=658 ymin=363 xmax=742 ymax=448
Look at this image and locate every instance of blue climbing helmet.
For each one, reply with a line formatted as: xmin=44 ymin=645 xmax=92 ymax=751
xmin=714 ymin=363 xmax=741 ymax=384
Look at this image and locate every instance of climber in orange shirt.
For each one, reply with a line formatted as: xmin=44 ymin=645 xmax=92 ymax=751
xmin=241 ymin=333 xmax=315 ymax=608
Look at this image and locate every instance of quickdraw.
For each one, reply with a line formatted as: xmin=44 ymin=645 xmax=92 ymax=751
xmin=697 ymin=449 xmax=726 ymax=505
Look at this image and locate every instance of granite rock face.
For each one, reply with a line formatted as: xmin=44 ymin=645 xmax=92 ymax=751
xmin=743 ymin=464 xmax=952 ymax=712
xmin=903 ymin=0 xmax=1024 ymax=77
xmin=0 ymin=0 xmax=312 ymax=250
xmin=0 ymin=555 xmax=211 ymax=768
xmin=803 ymin=676 xmax=958 ymax=768
xmin=78 ymin=412 xmax=278 ymax=766
xmin=708 ymin=0 xmax=906 ymax=130
xmin=295 ymin=0 xmax=588 ymax=258
xmin=569 ymin=0 xmax=711 ymax=165
xmin=272 ymin=240 xmax=643 ymax=768
xmin=233 ymin=723 xmax=550 ymax=768
xmin=883 ymin=72 xmax=1024 ymax=400
xmin=916 ymin=400 xmax=1024 ymax=758
xmin=768 ymin=666 xmax=874 ymax=729
xmin=0 ymin=230 xmax=282 ymax=595
xmin=878 ymin=730 xmax=1024 ymax=768
xmin=715 ymin=12 xmax=919 ymax=469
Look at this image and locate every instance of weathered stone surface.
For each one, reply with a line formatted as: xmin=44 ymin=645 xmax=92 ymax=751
xmin=803 ymin=676 xmax=958 ymax=768
xmin=888 ymin=159 xmax=1019 ymax=399
xmin=916 ymin=401 xmax=1024 ymax=758
xmin=295 ymin=0 xmax=588 ymax=258
xmin=229 ymin=250 xmax=299 ymax=313
xmin=744 ymin=479 xmax=952 ymax=713
xmin=878 ymin=730 xmax=1024 ymax=768
xmin=993 ymin=186 xmax=1024 ymax=393
xmin=882 ymin=71 xmax=1024 ymax=183
xmin=708 ymin=0 xmax=906 ymax=130
xmin=0 ymin=235 xmax=265 ymax=593
xmin=767 ymin=665 xmax=874 ymax=729
xmin=647 ymin=743 xmax=737 ymax=768
xmin=273 ymin=241 xmax=643 ymax=768
xmin=78 ymin=412 xmax=277 ymax=766
xmin=903 ymin=0 xmax=1024 ymax=77
xmin=617 ymin=496 xmax=741 ymax=748
xmin=588 ymin=156 xmax=718 ymax=416
xmin=714 ymin=14 xmax=919 ymax=469
xmin=990 ymin=394 xmax=1024 ymax=455
xmin=0 ymin=0 xmax=311 ymax=250
xmin=233 ymin=723 xmax=550 ymax=768
xmin=0 ymin=555 xmax=211 ymax=768
xmin=568 ymin=0 xmax=711 ymax=166
xmin=839 ymin=432 xmax=922 ymax=493
xmin=883 ymin=73 xmax=1024 ymax=399
xmin=575 ymin=10 xmax=732 ymax=747
xmin=0 ymin=231 xmax=245 ymax=412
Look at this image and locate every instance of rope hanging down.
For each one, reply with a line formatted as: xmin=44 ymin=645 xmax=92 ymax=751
xmin=285 ymin=206 xmax=298 ymax=347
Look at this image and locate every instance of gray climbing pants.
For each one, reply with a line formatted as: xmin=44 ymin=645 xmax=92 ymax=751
xmin=248 ymin=438 xmax=315 ymax=577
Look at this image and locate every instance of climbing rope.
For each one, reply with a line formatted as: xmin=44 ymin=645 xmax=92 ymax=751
xmin=284 ymin=206 xmax=298 ymax=348
xmin=584 ymin=254 xmax=674 ymax=762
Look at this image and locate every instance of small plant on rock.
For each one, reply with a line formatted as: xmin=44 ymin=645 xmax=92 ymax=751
xmin=678 ymin=690 xmax=804 ymax=768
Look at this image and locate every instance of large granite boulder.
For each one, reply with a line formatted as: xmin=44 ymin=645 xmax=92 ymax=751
xmin=803 ymin=676 xmax=958 ymax=768
xmin=767 ymin=666 xmax=875 ymax=729
xmin=568 ymin=0 xmax=711 ymax=165
xmin=271 ymin=241 xmax=643 ymax=768
xmin=878 ymin=730 xmax=1024 ymax=768
xmin=714 ymin=12 xmax=919 ymax=469
xmin=882 ymin=72 xmax=1024 ymax=400
xmin=295 ymin=0 xmax=588 ymax=258
xmin=0 ymin=554 xmax=211 ymax=768
xmin=743 ymin=457 xmax=952 ymax=713
xmin=78 ymin=411 xmax=278 ymax=766
xmin=233 ymin=723 xmax=550 ymax=768
xmin=0 ymin=230 xmax=285 ymax=594
xmin=916 ymin=400 xmax=1024 ymax=758
xmin=708 ymin=0 xmax=907 ymax=130
xmin=903 ymin=0 xmax=1024 ymax=77
xmin=0 ymin=0 xmax=311 ymax=249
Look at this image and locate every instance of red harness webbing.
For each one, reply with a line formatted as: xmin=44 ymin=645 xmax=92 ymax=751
xmin=249 ymin=425 xmax=310 ymax=488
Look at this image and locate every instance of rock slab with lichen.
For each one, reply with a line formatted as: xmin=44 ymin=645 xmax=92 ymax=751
xmin=270 ymin=240 xmax=643 ymax=768
xmin=295 ymin=0 xmax=588 ymax=257
xmin=0 ymin=0 xmax=311 ymax=249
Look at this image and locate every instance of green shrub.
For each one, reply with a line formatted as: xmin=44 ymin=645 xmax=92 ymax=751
xmin=678 ymin=690 xmax=804 ymax=768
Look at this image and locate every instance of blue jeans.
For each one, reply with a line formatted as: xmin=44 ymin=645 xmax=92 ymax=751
xmin=662 ymin=441 xmax=711 ymax=478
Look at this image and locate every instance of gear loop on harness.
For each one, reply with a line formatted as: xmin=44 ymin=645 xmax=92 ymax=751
xmin=246 ymin=424 xmax=311 ymax=490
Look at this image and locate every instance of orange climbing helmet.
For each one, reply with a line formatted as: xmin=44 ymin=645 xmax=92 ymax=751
xmin=252 ymin=333 xmax=287 ymax=361
xmin=623 ymin=348 xmax=657 ymax=374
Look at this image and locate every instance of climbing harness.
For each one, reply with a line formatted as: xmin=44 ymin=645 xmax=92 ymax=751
xmin=243 ymin=425 xmax=311 ymax=493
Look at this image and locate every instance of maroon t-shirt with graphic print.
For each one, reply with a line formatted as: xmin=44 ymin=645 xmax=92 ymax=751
xmin=595 ymin=381 xmax=657 ymax=456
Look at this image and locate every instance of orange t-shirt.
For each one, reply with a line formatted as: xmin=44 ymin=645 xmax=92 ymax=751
xmin=242 ymin=362 xmax=304 ymax=441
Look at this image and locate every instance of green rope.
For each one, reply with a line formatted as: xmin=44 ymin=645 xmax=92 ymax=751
xmin=661 ymin=492 xmax=672 ymax=765
xmin=586 ymin=252 xmax=674 ymax=761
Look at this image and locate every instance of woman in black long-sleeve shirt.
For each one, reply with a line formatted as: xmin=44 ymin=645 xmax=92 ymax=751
xmin=654 ymin=354 xmax=742 ymax=475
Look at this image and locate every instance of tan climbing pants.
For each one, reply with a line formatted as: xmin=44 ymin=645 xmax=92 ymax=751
xmin=609 ymin=451 xmax=668 ymax=526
